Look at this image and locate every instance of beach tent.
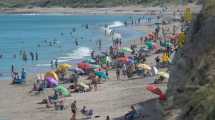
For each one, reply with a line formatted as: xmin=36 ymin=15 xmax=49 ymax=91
xmin=95 ymin=71 xmax=108 ymax=80
xmin=46 ymin=77 xmax=58 ymax=87
xmin=137 ymin=64 xmax=151 ymax=70
xmin=45 ymin=71 xmax=59 ymax=80
xmin=55 ymin=85 xmax=70 ymax=97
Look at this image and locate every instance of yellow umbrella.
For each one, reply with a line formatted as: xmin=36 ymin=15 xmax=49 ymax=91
xmin=158 ymin=71 xmax=170 ymax=79
xmin=45 ymin=71 xmax=59 ymax=80
xmin=58 ymin=64 xmax=71 ymax=72
xmin=137 ymin=64 xmax=151 ymax=70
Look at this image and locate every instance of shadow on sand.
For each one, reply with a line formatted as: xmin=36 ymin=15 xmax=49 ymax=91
xmin=114 ymin=98 xmax=163 ymax=120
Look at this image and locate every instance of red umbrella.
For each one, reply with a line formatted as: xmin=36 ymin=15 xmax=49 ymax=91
xmin=117 ymin=56 xmax=129 ymax=63
xmin=146 ymin=84 xmax=166 ymax=101
xmin=78 ymin=62 xmax=91 ymax=71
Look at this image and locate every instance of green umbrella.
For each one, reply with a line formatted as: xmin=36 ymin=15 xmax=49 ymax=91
xmin=120 ymin=47 xmax=132 ymax=53
xmin=145 ymin=41 xmax=153 ymax=49
xmin=55 ymin=85 xmax=70 ymax=97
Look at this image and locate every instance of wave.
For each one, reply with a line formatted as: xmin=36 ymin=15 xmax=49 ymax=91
xmin=102 ymin=21 xmax=124 ymax=38
xmin=108 ymin=21 xmax=124 ymax=28
xmin=58 ymin=47 xmax=91 ymax=62
xmin=35 ymin=64 xmax=50 ymax=67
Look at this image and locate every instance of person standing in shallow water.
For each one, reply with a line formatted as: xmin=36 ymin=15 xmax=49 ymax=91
xmin=22 ymin=51 xmax=28 ymax=63
xmin=55 ymin=59 xmax=58 ymax=68
xmin=35 ymin=52 xmax=38 ymax=61
xmin=30 ymin=52 xmax=34 ymax=61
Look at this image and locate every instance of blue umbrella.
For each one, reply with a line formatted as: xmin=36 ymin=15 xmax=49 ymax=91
xmin=95 ymin=71 xmax=108 ymax=80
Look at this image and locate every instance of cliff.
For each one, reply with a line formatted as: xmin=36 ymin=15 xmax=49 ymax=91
xmin=166 ymin=0 xmax=215 ymax=119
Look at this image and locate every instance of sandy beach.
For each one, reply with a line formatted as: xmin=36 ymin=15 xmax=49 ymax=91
xmin=0 ymin=54 xmax=167 ymax=120
xmin=0 ymin=3 xmax=198 ymax=120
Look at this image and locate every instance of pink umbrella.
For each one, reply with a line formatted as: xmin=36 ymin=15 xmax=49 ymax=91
xmin=47 ymin=77 xmax=58 ymax=87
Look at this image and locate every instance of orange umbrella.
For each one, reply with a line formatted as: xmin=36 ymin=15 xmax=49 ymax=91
xmin=117 ymin=56 xmax=129 ymax=63
xmin=78 ymin=63 xmax=91 ymax=71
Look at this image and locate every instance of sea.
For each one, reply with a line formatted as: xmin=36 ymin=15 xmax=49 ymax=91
xmin=0 ymin=14 xmax=154 ymax=80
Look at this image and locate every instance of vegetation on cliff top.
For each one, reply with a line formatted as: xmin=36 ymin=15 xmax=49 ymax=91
xmin=0 ymin=0 xmax=194 ymax=8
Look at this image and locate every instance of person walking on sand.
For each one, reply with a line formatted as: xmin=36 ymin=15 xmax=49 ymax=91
xmin=116 ymin=67 xmax=121 ymax=80
xmin=71 ymin=100 xmax=77 ymax=112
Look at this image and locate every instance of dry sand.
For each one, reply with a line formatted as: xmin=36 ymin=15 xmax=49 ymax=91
xmin=0 ymin=53 xmax=166 ymax=120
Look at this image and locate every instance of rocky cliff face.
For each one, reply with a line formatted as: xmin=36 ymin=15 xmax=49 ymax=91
xmin=166 ymin=0 xmax=215 ymax=120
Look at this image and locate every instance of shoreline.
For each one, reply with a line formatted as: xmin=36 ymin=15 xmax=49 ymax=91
xmin=0 ymin=6 xmax=163 ymax=15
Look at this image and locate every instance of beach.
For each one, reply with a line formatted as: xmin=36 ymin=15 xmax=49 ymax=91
xmin=0 ymin=3 xmax=198 ymax=120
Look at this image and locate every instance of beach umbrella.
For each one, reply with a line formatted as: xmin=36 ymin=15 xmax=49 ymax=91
xmin=69 ymin=67 xmax=85 ymax=74
xmin=146 ymin=84 xmax=166 ymax=101
xmin=83 ymin=58 xmax=96 ymax=64
xmin=58 ymin=64 xmax=71 ymax=72
xmin=45 ymin=71 xmax=59 ymax=80
xmin=146 ymin=84 xmax=163 ymax=96
xmin=78 ymin=63 xmax=91 ymax=71
xmin=95 ymin=71 xmax=108 ymax=80
xmin=55 ymin=85 xmax=70 ymax=97
xmin=46 ymin=77 xmax=58 ymax=87
xmin=94 ymin=68 xmax=105 ymax=72
xmin=119 ymin=47 xmax=132 ymax=53
xmin=117 ymin=56 xmax=129 ymax=63
xmin=79 ymin=82 xmax=90 ymax=90
xmin=152 ymin=43 xmax=160 ymax=49
xmin=152 ymin=66 xmax=159 ymax=75
xmin=145 ymin=41 xmax=153 ymax=49
xmin=91 ymin=64 xmax=101 ymax=69
xmin=137 ymin=64 xmax=151 ymax=70
xmin=158 ymin=71 xmax=170 ymax=79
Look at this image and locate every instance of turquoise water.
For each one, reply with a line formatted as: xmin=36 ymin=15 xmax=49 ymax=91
xmin=0 ymin=14 xmax=148 ymax=79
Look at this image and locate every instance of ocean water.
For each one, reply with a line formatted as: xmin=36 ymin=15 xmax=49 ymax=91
xmin=0 ymin=14 xmax=149 ymax=80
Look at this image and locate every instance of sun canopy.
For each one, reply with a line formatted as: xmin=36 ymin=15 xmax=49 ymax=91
xmin=45 ymin=71 xmax=59 ymax=80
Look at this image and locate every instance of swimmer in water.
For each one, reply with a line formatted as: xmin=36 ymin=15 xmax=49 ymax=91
xmin=75 ymin=39 xmax=79 ymax=46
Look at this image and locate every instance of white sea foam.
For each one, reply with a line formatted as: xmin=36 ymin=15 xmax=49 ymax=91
xmin=58 ymin=47 xmax=91 ymax=63
xmin=35 ymin=64 xmax=50 ymax=67
xmin=102 ymin=21 xmax=124 ymax=38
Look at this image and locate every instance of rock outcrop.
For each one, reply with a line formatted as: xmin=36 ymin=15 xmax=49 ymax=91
xmin=166 ymin=0 xmax=215 ymax=120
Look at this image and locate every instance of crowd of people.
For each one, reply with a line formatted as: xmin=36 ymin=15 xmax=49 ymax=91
xmin=10 ymin=7 xmax=190 ymax=120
